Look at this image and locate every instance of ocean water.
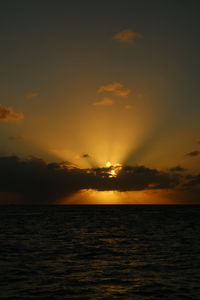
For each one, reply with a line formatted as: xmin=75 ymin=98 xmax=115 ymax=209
xmin=0 ymin=205 xmax=200 ymax=300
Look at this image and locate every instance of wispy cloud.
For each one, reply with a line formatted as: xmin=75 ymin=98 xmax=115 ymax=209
xmin=125 ymin=104 xmax=133 ymax=110
xmin=25 ymin=92 xmax=39 ymax=99
xmin=0 ymin=105 xmax=24 ymax=122
xmin=93 ymin=98 xmax=114 ymax=106
xmin=113 ymin=29 xmax=144 ymax=43
xmin=98 ymin=82 xmax=130 ymax=97
xmin=185 ymin=150 xmax=200 ymax=157
xmin=8 ymin=135 xmax=24 ymax=141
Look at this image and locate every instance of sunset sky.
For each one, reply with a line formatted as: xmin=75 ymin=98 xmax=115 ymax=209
xmin=0 ymin=1 xmax=200 ymax=204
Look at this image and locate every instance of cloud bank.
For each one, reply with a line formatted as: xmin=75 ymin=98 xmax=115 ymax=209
xmin=0 ymin=156 xmax=183 ymax=204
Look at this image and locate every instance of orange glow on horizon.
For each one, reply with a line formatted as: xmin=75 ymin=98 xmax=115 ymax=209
xmin=59 ymin=189 xmax=179 ymax=205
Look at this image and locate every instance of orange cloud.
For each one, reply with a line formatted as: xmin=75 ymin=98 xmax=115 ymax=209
xmin=93 ymin=98 xmax=114 ymax=106
xmin=125 ymin=104 xmax=133 ymax=110
xmin=25 ymin=92 xmax=39 ymax=99
xmin=8 ymin=135 xmax=24 ymax=141
xmin=98 ymin=82 xmax=130 ymax=97
xmin=113 ymin=29 xmax=144 ymax=43
xmin=0 ymin=105 xmax=24 ymax=122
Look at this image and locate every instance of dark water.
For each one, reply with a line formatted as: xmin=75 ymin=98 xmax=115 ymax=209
xmin=0 ymin=205 xmax=200 ymax=300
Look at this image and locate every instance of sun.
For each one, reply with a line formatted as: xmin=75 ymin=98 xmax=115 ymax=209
xmin=105 ymin=161 xmax=122 ymax=177
xmin=106 ymin=161 xmax=112 ymax=168
xmin=109 ymin=169 xmax=117 ymax=177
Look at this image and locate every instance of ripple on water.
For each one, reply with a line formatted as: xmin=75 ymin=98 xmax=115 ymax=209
xmin=0 ymin=205 xmax=200 ymax=299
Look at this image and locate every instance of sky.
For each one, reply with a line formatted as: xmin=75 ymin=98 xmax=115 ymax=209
xmin=0 ymin=0 xmax=200 ymax=204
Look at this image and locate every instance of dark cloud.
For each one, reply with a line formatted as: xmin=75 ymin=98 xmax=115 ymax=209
xmin=81 ymin=154 xmax=90 ymax=158
xmin=184 ymin=174 xmax=200 ymax=188
xmin=0 ymin=105 xmax=24 ymax=122
xmin=170 ymin=166 xmax=187 ymax=172
xmin=185 ymin=150 xmax=200 ymax=157
xmin=112 ymin=166 xmax=179 ymax=191
xmin=0 ymin=156 xmax=80 ymax=203
xmin=0 ymin=156 xmax=181 ymax=204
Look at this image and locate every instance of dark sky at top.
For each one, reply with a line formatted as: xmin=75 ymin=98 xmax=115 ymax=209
xmin=0 ymin=0 xmax=200 ymax=203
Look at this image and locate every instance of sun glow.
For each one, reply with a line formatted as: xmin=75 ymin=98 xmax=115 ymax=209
xmin=109 ymin=169 xmax=117 ymax=177
xmin=32 ymin=83 xmax=163 ymax=173
xmin=106 ymin=161 xmax=112 ymax=168
xmin=105 ymin=162 xmax=122 ymax=177
xmin=59 ymin=189 xmax=177 ymax=205
xmin=60 ymin=189 xmax=123 ymax=204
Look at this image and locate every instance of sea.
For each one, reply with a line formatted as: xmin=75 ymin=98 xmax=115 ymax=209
xmin=0 ymin=205 xmax=200 ymax=300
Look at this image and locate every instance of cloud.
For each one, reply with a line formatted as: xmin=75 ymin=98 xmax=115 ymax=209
xmin=113 ymin=29 xmax=144 ymax=43
xmin=125 ymin=104 xmax=133 ymax=110
xmin=93 ymin=98 xmax=114 ymax=106
xmin=25 ymin=92 xmax=39 ymax=99
xmin=0 ymin=105 xmax=24 ymax=122
xmin=111 ymin=165 xmax=180 ymax=191
xmin=0 ymin=155 xmax=181 ymax=204
xmin=185 ymin=150 xmax=200 ymax=157
xmin=98 ymin=82 xmax=130 ymax=97
xmin=81 ymin=154 xmax=90 ymax=158
xmin=137 ymin=93 xmax=144 ymax=98
xmin=184 ymin=174 xmax=200 ymax=188
xmin=8 ymin=135 xmax=24 ymax=141
xmin=170 ymin=166 xmax=187 ymax=172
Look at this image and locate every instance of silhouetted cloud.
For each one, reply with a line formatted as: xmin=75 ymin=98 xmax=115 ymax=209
xmin=93 ymin=98 xmax=114 ymax=106
xmin=0 ymin=156 xmax=182 ymax=204
xmin=185 ymin=150 xmax=200 ymax=157
xmin=0 ymin=105 xmax=24 ymax=122
xmin=184 ymin=174 xmax=200 ymax=188
xmin=113 ymin=29 xmax=143 ymax=43
xmin=170 ymin=166 xmax=187 ymax=172
xmin=98 ymin=82 xmax=130 ymax=97
xmin=25 ymin=92 xmax=39 ymax=99
xmin=111 ymin=165 xmax=179 ymax=191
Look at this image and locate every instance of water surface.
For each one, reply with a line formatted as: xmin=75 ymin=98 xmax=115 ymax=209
xmin=0 ymin=205 xmax=200 ymax=299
